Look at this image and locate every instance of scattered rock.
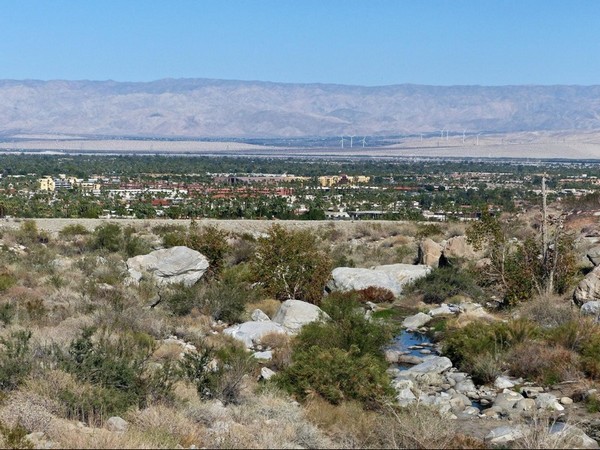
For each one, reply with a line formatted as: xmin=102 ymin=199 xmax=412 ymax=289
xmin=251 ymin=309 xmax=271 ymax=322
xmin=587 ymin=246 xmax=600 ymax=266
xmin=252 ymin=350 xmax=273 ymax=361
xmin=402 ymin=356 xmax=453 ymax=375
xmin=494 ymin=375 xmax=516 ymax=390
xmin=127 ymin=246 xmax=209 ymax=286
xmin=493 ymin=390 xmax=524 ymax=411
xmin=223 ymin=321 xmax=287 ymax=348
xmin=484 ymin=425 xmax=527 ymax=445
xmin=106 ymin=416 xmax=128 ymax=432
xmin=560 ymin=396 xmax=574 ymax=405
xmin=428 ymin=303 xmax=456 ymax=317
xmin=535 ymin=393 xmax=565 ymax=411
xmin=581 ymin=301 xmax=600 ymax=317
xmin=272 ymin=299 xmax=329 ymax=334
xmin=260 ymin=367 xmax=276 ymax=381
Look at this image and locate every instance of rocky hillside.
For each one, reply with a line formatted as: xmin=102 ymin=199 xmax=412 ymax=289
xmin=2 ymin=79 xmax=600 ymax=138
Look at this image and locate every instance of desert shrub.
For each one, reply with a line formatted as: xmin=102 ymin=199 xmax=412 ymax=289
xmin=62 ymin=328 xmax=161 ymax=414
xmin=165 ymin=222 xmax=230 ymax=278
xmin=251 ymin=225 xmax=332 ymax=304
xmin=0 ymin=273 xmax=16 ymax=292
xmin=0 ymin=331 xmax=32 ymax=392
xmin=227 ymin=237 xmax=256 ymax=265
xmin=14 ymin=220 xmax=49 ymax=246
xmin=180 ymin=343 xmax=256 ymax=404
xmin=276 ymin=295 xmax=394 ymax=406
xmin=0 ymin=421 xmax=33 ymax=449
xmin=356 ymin=286 xmax=395 ymax=303
xmin=546 ymin=318 xmax=598 ymax=351
xmin=163 ymin=283 xmax=202 ymax=317
xmin=0 ymin=303 xmax=15 ymax=326
xmin=202 ymin=268 xmax=258 ymax=322
xmin=443 ymin=319 xmax=542 ymax=384
xmin=580 ymin=332 xmax=600 ymax=379
xmin=89 ymin=223 xmax=122 ymax=252
xmin=416 ymin=223 xmax=444 ymax=239
xmin=276 ymin=346 xmax=393 ymax=406
xmin=59 ymin=223 xmax=90 ymax=237
xmin=507 ymin=342 xmax=582 ymax=385
xmin=406 ymin=266 xmax=483 ymax=304
xmin=122 ymin=226 xmax=152 ymax=258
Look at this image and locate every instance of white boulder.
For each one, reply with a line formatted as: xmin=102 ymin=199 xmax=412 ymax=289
xmin=272 ymin=299 xmax=329 ymax=334
xmin=127 ymin=246 xmax=209 ymax=286
xmin=223 ymin=321 xmax=287 ymax=348
xmin=328 ymin=264 xmax=431 ymax=297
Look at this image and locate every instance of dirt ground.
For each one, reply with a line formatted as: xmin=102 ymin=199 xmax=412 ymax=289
xmin=0 ymin=217 xmax=413 ymax=236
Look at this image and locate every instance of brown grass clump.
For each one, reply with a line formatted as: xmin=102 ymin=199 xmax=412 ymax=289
xmin=305 ymin=397 xmax=475 ymax=449
xmin=356 ymin=286 xmax=396 ymax=304
xmin=259 ymin=332 xmax=294 ymax=370
xmin=246 ymin=298 xmax=281 ymax=319
xmin=517 ymin=294 xmax=578 ymax=328
xmin=508 ymin=341 xmax=583 ymax=385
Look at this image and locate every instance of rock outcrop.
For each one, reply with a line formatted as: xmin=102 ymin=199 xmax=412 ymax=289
xmin=418 ymin=238 xmax=443 ymax=267
xmin=223 ymin=321 xmax=287 ymax=348
xmin=574 ymin=266 xmax=600 ymax=306
xmin=127 ymin=246 xmax=209 ymax=286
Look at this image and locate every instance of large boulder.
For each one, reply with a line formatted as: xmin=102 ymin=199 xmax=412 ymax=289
xmin=127 ymin=246 xmax=209 ymax=286
xmin=574 ymin=265 xmax=600 ymax=306
xmin=223 ymin=321 xmax=287 ymax=348
xmin=402 ymin=312 xmax=432 ymax=329
xmin=441 ymin=236 xmax=482 ymax=263
xmin=418 ymin=238 xmax=443 ymax=268
xmin=328 ymin=264 xmax=430 ymax=298
xmin=272 ymin=299 xmax=329 ymax=334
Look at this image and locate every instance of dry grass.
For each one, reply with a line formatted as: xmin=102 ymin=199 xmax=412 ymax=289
xmin=507 ymin=341 xmax=583 ymax=385
xmin=259 ymin=332 xmax=294 ymax=370
xmin=517 ymin=294 xmax=578 ymax=328
xmin=245 ymin=298 xmax=281 ymax=319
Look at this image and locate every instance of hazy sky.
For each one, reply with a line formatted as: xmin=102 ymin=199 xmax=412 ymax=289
xmin=2 ymin=0 xmax=599 ymax=86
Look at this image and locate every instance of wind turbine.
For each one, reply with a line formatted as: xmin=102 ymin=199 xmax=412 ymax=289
xmin=340 ymin=136 xmax=346 ymax=148
xmin=476 ymin=133 xmax=482 ymax=146
xmin=349 ymin=135 xmax=355 ymax=148
xmin=361 ymin=137 xmax=367 ymax=148
xmin=462 ymin=129 xmax=466 ymax=144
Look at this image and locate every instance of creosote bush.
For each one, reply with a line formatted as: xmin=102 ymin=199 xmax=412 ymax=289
xmin=251 ymin=224 xmax=332 ymax=304
xmin=406 ymin=266 xmax=483 ymax=304
xmin=275 ymin=294 xmax=394 ymax=406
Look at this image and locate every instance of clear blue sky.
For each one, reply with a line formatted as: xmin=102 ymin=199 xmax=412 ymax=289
xmin=1 ymin=0 xmax=599 ymax=86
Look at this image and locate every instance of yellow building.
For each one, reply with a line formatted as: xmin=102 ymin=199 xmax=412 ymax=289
xmin=318 ymin=174 xmax=371 ymax=187
xmin=38 ymin=176 xmax=55 ymax=191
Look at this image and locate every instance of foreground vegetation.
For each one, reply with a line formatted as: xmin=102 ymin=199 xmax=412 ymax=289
xmin=0 ymin=199 xmax=598 ymax=448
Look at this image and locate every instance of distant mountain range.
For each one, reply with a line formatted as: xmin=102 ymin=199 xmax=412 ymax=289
xmin=2 ymin=79 xmax=600 ymax=138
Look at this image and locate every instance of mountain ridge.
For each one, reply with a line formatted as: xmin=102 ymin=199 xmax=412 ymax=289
xmin=2 ymin=78 xmax=600 ymax=138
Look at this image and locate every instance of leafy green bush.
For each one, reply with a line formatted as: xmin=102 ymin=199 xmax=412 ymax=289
xmin=15 ymin=220 xmax=49 ymax=245
xmin=276 ymin=295 xmax=394 ymax=406
xmin=251 ymin=225 xmax=332 ymax=304
xmin=276 ymin=346 xmax=393 ymax=405
xmin=416 ymin=223 xmax=443 ymax=239
xmin=406 ymin=266 xmax=483 ymax=304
